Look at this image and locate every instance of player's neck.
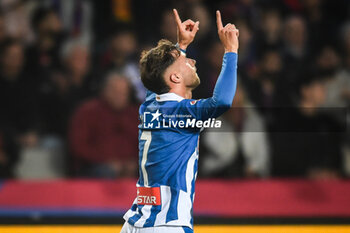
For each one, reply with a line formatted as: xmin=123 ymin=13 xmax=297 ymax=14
xmin=169 ymin=87 xmax=192 ymax=99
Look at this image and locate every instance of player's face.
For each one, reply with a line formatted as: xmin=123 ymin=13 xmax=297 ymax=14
xmin=176 ymin=54 xmax=200 ymax=89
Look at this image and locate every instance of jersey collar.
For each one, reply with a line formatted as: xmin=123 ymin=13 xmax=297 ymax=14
xmin=156 ymin=92 xmax=184 ymax=102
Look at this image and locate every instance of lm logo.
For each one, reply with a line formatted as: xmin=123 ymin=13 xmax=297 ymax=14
xmin=143 ymin=110 xmax=161 ymax=128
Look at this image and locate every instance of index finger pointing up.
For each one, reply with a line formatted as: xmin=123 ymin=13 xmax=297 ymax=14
xmin=173 ymin=9 xmax=182 ymax=28
xmin=216 ymin=10 xmax=223 ymax=31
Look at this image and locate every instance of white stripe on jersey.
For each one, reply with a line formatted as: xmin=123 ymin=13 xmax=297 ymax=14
xmin=140 ymin=131 xmax=152 ymax=186
xmin=125 ymin=150 xmax=198 ymax=229
xmin=177 ymin=190 xmax=192 ymax=224
xmin=121 ymin=221 xmax=189 ymax=233
xmin=185 ymin=150 xmax=198 ymax=194
xmin=123 ymin=198 xmax=138 ymax=220
xmin=154 ymin=185 xmax=171 ymax=225
xmin=167 ymin=150 xmax=197 ymax=226
xmin=134 ymin=205 xmax=153 ymax=227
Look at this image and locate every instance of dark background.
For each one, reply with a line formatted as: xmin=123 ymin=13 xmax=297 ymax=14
xmin=0 ymin=0 xmax=349 ymax=180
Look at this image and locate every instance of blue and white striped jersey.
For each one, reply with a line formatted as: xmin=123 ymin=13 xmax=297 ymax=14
xmin=123 ymin=52 xmax=238 ymax=229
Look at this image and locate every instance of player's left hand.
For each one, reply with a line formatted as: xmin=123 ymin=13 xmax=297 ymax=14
xmin=173 ymin=9 xmax=199 ymax=50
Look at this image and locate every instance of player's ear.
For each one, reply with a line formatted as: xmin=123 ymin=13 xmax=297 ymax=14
xmin=169 ymin=73 xmax=181 ymax=84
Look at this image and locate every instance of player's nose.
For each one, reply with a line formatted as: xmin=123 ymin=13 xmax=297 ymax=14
xmin=189 ymin=58 xmax=196 ymax=66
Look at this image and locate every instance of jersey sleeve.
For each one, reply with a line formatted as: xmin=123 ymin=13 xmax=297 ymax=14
xmin=179 ymin=52 xmax=238 ymax=120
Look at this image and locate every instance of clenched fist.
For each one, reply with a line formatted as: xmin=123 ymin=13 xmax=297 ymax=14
xmin=216 ymin=10 xmax=239 ymax=53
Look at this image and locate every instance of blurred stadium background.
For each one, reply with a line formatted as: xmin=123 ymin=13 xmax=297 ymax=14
xmin=0 ymin=0 xmax=350 ymax=232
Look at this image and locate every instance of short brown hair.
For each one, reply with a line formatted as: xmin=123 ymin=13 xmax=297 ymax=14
xmin=140 ymin=39 xmax=179 ymax=94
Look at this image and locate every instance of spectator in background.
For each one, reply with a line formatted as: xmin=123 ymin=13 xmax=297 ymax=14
xmin=321 ymin=23 xmax=350 ymax=108
xmin=282 ymin=15 xmax=309 ymax=73
xmin=69 ymin=73 xmax=139 ymax=178
xmin=0 ymin=13 xmax=6 ymax=44
xmin=299 ymin=0 xmax=339 ymax=53
xmin=255 ymin=9 xmax=283 ymax=55
xmin=60 ymin=39 xmax=91 ymax=94
xmin=315 ymin=45 xmax=344 ymax=108
xmin=11 ymin=38 xmax=93 ymax=179
xmin=0 ymin=0 xmax=36 ymax=43
xmin=93 ymin=0 xmax=134 ymax=44
xmin=270 ymin=71 xmax=343 ymax=178
xmin=41 ymin=0 xmax=93 ymax=44
xmin=218 ymin=0 xmax=258 ymax=27
xmin=234 ymin=20 xmax=256 ymax=80
xmin=0 ymin=38 xmax=40 ymax=148
xmin=25 ymin=6 xmax=65 ymax=86
xmin=0 ymin=128 xmax=19 ymax=178
xmin=100 ymin=28 xmax=145 ymax=101
xmin=40 ymin=39 xmax=92 ymax=137
xmin=250 ymin=49 xmax=283 ymax=109
xmin=332 ymin=61 xmax=350 ymax=108
xmin=343 ymin=23 xmax=350 ymax=58
xmin=200 ymin=85 xmax=270 ymax=178
xmin=319 ymin=30 xmax=350 ymax=176
xmin=315 ymin=45 xmax=340 ymax=72
xmin=0 ymin=38 xmax=23 ymax=82
xmin=272 ymin=15 xmax=309 ymax=107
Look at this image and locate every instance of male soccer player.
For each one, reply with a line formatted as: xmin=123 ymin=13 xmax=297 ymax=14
xmin=121 ymin=9 xmax=239 ymax=233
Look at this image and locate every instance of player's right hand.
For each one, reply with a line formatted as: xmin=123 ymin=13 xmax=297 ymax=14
xmin=173 ymin=9 xmax=199 ymax=51
xmin=216 ymin=10 xmax=239 ymax=53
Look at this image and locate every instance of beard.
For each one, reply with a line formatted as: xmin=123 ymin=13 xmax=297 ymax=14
xmin=188 ymin=72 xmax=200 ymax=89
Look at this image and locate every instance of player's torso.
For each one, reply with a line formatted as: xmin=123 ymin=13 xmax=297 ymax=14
xmin=138 ymin=94 xmax=200 ymax=189
xmin=124 ymin=93 xmax=200 ymax=229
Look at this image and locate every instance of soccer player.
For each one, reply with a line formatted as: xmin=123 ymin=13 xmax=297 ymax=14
xmin=121 ymin=9 xmax=239 ymax=233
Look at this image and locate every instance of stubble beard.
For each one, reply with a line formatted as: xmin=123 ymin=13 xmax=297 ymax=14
xmin=189 ymin=73 xmax=200 ymax=90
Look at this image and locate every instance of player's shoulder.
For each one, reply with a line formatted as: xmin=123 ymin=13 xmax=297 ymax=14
xmin=141 ymin=91 xmax=203 ymax=112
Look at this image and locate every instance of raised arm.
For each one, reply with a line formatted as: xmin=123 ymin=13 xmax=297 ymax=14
xmin=180 ymin=11 xmax=239 ymax=120
xmin=211 ymin=10 xmax=239 ymax=108
xmin=173 ymin=9 xmax=199 ymax=51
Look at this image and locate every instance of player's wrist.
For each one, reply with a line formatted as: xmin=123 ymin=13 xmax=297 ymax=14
xmin=224 ymin=47 xmax=238 ymax=53
xmin=176 ymin=42 xmax=187 ymax=55
xmin=177 ymin=42 xmax=188 ymax=50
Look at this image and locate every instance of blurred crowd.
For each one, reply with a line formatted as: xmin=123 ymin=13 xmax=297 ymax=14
xmin=0 ymin=0 xmax=349 ymax=180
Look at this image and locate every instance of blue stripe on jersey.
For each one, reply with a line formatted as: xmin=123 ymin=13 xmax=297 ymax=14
xmin=131 ymin=203 xmax=137 ymax=211
xmin=128 ymin=205 xmax=144 ymax=225
xmin=182 ymin=226 xmax=194 ymax=233
xmin=166 ymin=188 xmax=179 ymax=222
xmin=143 ymin=205 xmax=160 ymax=227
